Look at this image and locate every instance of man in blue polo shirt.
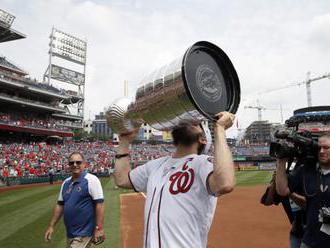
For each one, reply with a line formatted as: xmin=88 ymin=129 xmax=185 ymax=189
xmin=45 ymin=152 xmax=105 ymax=248
xmin=276 ymin=133 xmax=330 ymax=248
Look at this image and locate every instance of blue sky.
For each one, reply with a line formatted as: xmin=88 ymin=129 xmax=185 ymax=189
xmin=1 ymin=0 xmax=330 ymax=135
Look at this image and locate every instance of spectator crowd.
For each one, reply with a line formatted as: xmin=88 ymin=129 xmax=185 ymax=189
xmin=0 ymin=112 xmax=77 ymax=131
xmin=0 ymin=140 xmax=270 ymax=181
xmin=0 ymin=141 xmax=174 ymax=179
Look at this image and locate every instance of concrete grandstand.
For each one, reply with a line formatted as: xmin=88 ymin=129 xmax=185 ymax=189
xmin=0 ymin=9 xmax=82 ymax=141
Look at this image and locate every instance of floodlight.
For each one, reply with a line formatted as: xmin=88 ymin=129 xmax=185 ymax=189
xmin=0 ymin=9 xmax=15 ymax=27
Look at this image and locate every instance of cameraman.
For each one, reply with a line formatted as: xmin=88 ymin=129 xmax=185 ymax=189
xmin=276 ymin=133 xmax=330 ymax=248
xmin=262 ymin=170 xmax=305 ymax=248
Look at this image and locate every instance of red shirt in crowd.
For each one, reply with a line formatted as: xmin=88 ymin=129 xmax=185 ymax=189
xmin=3 ymin=168 xmax=9 ymax=177
xmin=17 ymin=169 xmax=23 ymax=177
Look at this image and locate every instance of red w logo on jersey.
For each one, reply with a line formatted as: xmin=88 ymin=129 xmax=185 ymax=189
xmin=169 ymin=160 xmax=195 ymax=194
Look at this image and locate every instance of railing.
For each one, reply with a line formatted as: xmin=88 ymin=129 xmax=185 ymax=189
xmin=0 ymin=119 xmax=72 ymax=132
xmin=0 ymin=172 xmax=110 ymax=186
xmin=0 ymin=92 xmax=65 ymax=112
xmin=57 ymin=121 xmax=82 ymax=129
xmin=0 ymin=70 xmax=63 ymax=95
xmin=0 ymin=70 xmax=81 ymax=99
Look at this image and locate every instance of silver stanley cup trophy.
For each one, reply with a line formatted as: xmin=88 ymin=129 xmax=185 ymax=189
xmin=106 ymin=41 xmax=241 ymax=134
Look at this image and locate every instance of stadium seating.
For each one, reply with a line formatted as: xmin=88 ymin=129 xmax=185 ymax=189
xmin=0 ymin=141 xmax=271 ymax=186
xmin=0 ymin=112 xmax=74 ymax=131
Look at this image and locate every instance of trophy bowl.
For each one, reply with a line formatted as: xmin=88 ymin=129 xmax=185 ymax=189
xmin=106 ymin=41 xmax=240 ymax=134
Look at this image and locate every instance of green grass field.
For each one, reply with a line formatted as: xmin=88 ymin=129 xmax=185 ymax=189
xmin=236 ymin=170 xmax=273 ymax=186
xmin=0 ymin=170 xmax=273 ymax=248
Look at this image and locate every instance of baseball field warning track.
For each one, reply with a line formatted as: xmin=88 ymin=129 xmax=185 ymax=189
xmin=120 ymin=185 xmax=290 ymax=248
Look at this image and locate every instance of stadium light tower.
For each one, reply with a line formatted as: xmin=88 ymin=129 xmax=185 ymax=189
xmin=43 ymin=27 xmax=87 ymax=125
xmin=0 ymin=8 xmax=15 ymax=28
xmin=0 ymin=8 xmax=25 ymax=43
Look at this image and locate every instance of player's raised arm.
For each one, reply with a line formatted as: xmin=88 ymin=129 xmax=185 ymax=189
xmin=113 ymin=130 xmax=138 ymax=188
xmin=208 ymin=112 xmax=236 ymax=196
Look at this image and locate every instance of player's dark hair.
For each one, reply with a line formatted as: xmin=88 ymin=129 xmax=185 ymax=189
xmin=68 ymin=151 xmax=85 ymax=161
xmin=171 ymin=121 xmax=203 ymax=146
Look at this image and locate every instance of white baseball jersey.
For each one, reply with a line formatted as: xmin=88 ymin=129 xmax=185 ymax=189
xmin=129 ymin=154 xmax=217 ymax=248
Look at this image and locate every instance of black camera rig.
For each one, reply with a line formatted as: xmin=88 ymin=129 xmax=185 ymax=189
xmin=269 ymin=106 xmax=330 ymax=166
xmin=269 ymin=129 xmax=318 ymax=165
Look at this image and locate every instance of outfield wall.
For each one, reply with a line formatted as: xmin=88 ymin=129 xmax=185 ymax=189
xmin=0 ymin=172 xmax=109 ymax=186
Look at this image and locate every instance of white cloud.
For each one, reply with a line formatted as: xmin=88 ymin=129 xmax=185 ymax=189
xmin=1 ymin=0 xmax=330 ymax=136
xmin=309 ymin=13 xmax=330 ymax=51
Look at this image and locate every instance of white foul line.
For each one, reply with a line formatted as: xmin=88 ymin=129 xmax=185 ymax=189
xmin=140 ymin=192 xmax=146 ymax=198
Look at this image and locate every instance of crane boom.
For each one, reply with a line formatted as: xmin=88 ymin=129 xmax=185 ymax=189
xmin=257 ymin=72 xmax=330 ymax=106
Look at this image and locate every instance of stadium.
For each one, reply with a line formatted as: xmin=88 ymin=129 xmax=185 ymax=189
xmin=1 ymin=6 xmax=330 ymax=248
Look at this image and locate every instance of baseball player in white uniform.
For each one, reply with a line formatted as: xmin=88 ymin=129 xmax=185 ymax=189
xmin=114 ymin=111 xmax=235 ymax=248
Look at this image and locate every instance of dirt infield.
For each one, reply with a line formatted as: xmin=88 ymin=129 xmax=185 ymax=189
xmin=120 ymin=185 xmax=291 ymax=248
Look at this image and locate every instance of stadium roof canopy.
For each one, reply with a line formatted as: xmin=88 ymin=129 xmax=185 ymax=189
xmin=0 ymin=56 xmax=27 ymax=75
xmin=0 ymin=22 xmax=26 ymax=43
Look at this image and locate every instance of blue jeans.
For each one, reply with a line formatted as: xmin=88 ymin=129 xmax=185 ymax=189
xmin=290 ymin=233 xmax=302 ymax=248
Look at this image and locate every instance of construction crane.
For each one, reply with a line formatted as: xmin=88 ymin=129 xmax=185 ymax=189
xmin=124 ymin=80 xmax=128 ymax=97
xmin=245 ymin=100 xmax=285 ymax=123
xmin=244 ymin=100 xmax=265 ymax=121
xmin=257 ymin=72 xmax=330 ymax=107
